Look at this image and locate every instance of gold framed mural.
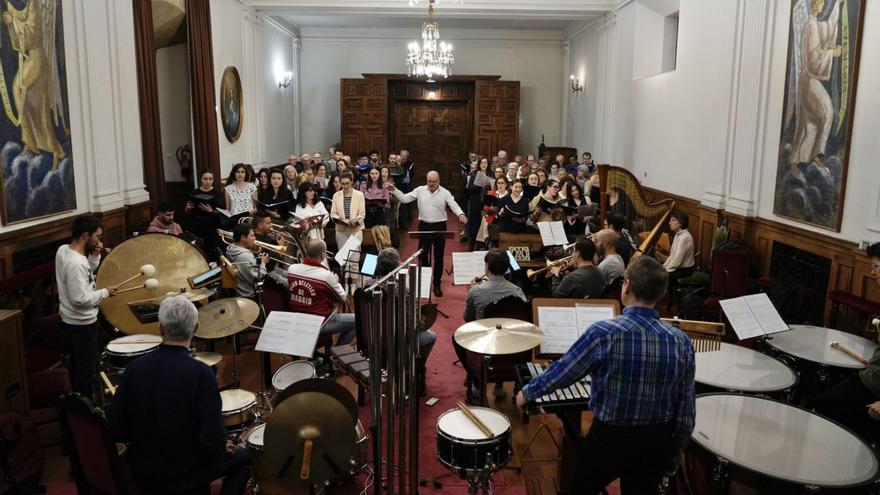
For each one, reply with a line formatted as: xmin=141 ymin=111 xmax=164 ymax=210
xmin=220 ymin=66 xmax=243 ymax=143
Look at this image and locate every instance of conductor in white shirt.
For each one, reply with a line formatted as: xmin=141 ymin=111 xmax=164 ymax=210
xmin=390 ymin=171 xmax=466 ymax=297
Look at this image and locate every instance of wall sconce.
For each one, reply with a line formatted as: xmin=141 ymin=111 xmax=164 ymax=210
xmin=570 ymin=75 xmax=584 ymax=94
xmin=277 ymin=70 xmax=293 ymax=90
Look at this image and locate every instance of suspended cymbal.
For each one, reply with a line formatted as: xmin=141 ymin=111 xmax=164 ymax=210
xmin=97 ymin=233 xmax=209 ymax=336
xmin=257 ymin=390 xmax=356 ymax=493
xmin=195 ymin=298 xmax=260 ymax=339
xmin=454 ymin=318 xmax=544 ymax=355
xmin=192 ymin=351 xmax=222 ymax=367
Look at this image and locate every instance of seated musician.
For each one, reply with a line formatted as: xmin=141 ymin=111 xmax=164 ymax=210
xmin=516 ymin=257 xmax=695 ymax=493
xmin=251 ymin=212 xmax=288 ymax=287
xmin=497 ymin=181 xmax=529 ymax=234
xmin=287 ymin=239 xmax=356 ymax=345
xmin=110 ymin=296 xmax=252 ymax=495
xmin=459 ymin=249 xmax=527 ymax=401
xmin=656 ymin=210 xmax=695 ymax=286
xmin=594 ymin=229 xmax=626 ymax=285
xmin=528 ymin=180 xmax=561 ymax=223
xmin=811 ymin=243 xmax=880 ymax=440
xmin=147 ymin=201 xmax=183 ymax=235
xmin=603 ymin=212 xmax=636 ymax=265
xmin=371 ymin=248 xmax=436 ymax=395
xmin=225 ymin=223 xmax=268 ymax=300
xmin=550 ymin=239 xmax=605 ymax=299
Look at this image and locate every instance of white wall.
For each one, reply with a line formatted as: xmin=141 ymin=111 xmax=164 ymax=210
xmin=0 ymin=0 xmax=147 ymax=234
xmin=156 ymin=44 xmax=192 ymax=183
xmin=211 ymin=0 xmax=298 ymax=178
xmin=565 ymin=0 xmax=880 ymax=245
xmin=299 ymin=27 xmax=564 ymax=157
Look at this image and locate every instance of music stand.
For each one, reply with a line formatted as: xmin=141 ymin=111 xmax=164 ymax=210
xmin=408 ymin=230 xmax=455 ymax=318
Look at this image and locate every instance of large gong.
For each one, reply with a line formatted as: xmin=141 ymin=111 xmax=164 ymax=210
xmin=96 ymin=234 xmax=209 ymax=336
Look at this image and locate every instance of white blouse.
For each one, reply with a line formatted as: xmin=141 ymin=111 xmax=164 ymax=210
xmin=226 ymin=182 xmax=257 ymax=215
xmin=294 ymin=202 xmax=330 ymax=240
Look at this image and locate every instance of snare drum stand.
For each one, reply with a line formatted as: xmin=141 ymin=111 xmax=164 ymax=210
xmin=252 ymin=276 xmax=275 ymax=408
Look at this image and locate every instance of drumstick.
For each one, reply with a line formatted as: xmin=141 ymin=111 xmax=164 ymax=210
xmin=115 ymin=278 xmax=159 ymax=295
xmin=829 ymin=341 xmax=870 ymax=366
xmin=100 ymin=371 xmax=117 ymax=396
xmin=116 ymin=264 xmax=157 ymax=290
xmin=456 ymin=401 xmax=493 ymax=438
xmin=300 ymin=439 xmax=314 ymax=480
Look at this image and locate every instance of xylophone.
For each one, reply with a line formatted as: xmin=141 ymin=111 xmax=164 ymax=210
xmin=515 ymin=362 xmax=591 ymax=414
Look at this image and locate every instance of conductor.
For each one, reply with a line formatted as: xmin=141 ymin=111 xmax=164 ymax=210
xmin=390 ymin=171 xmax=466 ymax=297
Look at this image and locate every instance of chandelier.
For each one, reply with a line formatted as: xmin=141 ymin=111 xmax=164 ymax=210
xmin=406 ymin=0 xmax=454 ymax=81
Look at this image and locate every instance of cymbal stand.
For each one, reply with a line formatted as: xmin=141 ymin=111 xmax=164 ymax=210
xmin=252 ymin=275 xmax=273 ymax=393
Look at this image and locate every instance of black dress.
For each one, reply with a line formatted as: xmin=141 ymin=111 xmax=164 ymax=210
xmin=499 ymin=195 xmax=529 ymax=234
xmin=186 ymin=188 xmax=224 ymax=262
xmin=258 ymin=188 xmax=294 ymax=222
xmin=464 ymin=172 xmax=484 ymax=248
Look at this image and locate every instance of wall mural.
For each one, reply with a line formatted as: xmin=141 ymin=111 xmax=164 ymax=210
xmin=774 ymin=0 xmax=865 ymax=231
xmin=0 ymin=0 xmax=75 ymax=225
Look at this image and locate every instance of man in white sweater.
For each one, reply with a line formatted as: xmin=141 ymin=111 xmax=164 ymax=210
xmin=55 ymin=215 xmax=118 ymax=399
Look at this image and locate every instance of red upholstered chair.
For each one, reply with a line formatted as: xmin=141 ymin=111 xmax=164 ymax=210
xmin=57 ymin=393 xmax=139 ymax=495
xmin=467 ymin=296 xmax=535 ymax=406
xmin=24 ymin=314 xmax=71 ymax=442
xmin=701 ymin=249 xmax=751 ymax=321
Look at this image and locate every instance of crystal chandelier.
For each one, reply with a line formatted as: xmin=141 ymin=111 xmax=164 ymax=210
xmin=406 ymin=0 xmax=454 ymax=81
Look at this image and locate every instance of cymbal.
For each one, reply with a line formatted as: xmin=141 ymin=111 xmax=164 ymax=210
xmin=257 ymin=391 xmax=356 ymax=493
xmin=97 ymin=233 xmax=210 ymax=336
xmin=454 ymin=318 xmax=544 ymax=355
xmin=192 ymin=351 xmax=222 ymax=367
xmin=195 ymin=298 xmax=260 ymax=339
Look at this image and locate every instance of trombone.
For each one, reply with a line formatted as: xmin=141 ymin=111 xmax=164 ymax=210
xmin=217 ymin=229 xmax=298 ymax=268
xmin=526 ymin=240 xmax=578 ymax=280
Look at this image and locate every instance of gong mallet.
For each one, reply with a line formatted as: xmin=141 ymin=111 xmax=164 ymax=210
xmin=115 ymin=278 xmax=159 ymax=295
xmin=829 ymin=341 xmax=870 ymax=366
xmin=115 ymin=264 xmax=157 ymax=290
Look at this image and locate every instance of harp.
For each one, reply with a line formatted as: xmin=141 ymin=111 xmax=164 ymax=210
xmin=597 ymin=164 xmax=675 ymax=258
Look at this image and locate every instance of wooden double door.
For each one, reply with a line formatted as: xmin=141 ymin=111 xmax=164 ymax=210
xmin=394 ymin=101 xmax=471 ymax=196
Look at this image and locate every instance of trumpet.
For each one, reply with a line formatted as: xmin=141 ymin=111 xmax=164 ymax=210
xmin=526 ymin=254 xmax=576 ymax=280
xmin=217 ymin=229 xmax=297 ymax=268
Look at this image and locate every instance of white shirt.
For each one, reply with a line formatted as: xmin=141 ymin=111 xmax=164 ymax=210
xmin=393 ymin=185 xmax=464 ymax=223
xmin=55 ymin=244 xmax=109 ymax=325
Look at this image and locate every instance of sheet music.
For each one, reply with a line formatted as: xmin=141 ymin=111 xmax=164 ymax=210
xmin=574 ymin=305 xmax=616 ymax=338
xmin=719 ymin=293 xmax=788 ymax=340
xmin=452 ymin=251 xmax=488 ymax=285
xmin=255 ymin=311 xmax=323 ymax=358
xmin=334 ymin=233 xmax=362 ymax=265
xmin=743 ymin=293 xmax=789 ymax=334
xmin=419 ymin=266 xmax=432 ymax=299
xmin=537 ymin=306 xmax=579 ymax=354
xmin=537 ymin=221 xmax=567 ymax=246
xmin=216 ymin=208 xmax=232 ymax=218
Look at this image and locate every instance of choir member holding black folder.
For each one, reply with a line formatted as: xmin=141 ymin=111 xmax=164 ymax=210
xmin=254 ymin=170 xmax=294 ymax=221
xmin=185 ymin=170 xmax=225 ymax=261
xmin=498 ymin=181 xmax=529 ymax=234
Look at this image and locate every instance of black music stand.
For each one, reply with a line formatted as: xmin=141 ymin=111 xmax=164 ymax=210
xmin=408 ymin=230 xmax=455 ymax=318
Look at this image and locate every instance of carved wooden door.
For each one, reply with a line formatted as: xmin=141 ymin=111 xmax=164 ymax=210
xmin=474 ymin=80 xmax=519 ymax=158
xmin=394 ymin=101 xmax=469 ymax=196
xmin=341 ymin=79 xmax=388 ymax=157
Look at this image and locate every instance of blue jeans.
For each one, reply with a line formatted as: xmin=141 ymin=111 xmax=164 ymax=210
xmin=210 ymin=446 xmax=252 ymax=495
xmin=321 ymin=312 xmax=356 ymax=345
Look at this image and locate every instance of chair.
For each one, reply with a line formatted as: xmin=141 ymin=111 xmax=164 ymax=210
xmin=702 ymin=249 xmax=751 ymax=321
xmin=600 ymin=277 xmax=623 ymax=303
xmin=466 ymin=296 xmax=534 ymax=405
xmin=24 ymin=314 xmax=71 ymax=444
xmin=677 ymin=225 xmax=730 ymax=290
xmin=57 ymin=393 xmax=139 ymax=495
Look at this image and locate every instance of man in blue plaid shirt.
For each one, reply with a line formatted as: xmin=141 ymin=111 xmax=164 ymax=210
xmin=516 ymin=256 xmax=695 ymax=493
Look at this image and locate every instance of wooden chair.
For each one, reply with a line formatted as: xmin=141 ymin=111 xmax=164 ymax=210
xmin=466 ymin=295 xmax=535 ymax=405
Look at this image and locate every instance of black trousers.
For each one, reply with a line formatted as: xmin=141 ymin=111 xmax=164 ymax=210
xmin=63 ymin=321 xmax=100 ymax=401
xmin=811 ymin=373 xmax=880 ymax=442
xmin=418 ymin=221 xmax=446 ymax=288
xmin=574 ymin=420 xmax=674 ymax=494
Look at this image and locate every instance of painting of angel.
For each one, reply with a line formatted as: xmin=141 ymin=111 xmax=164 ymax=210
xmin=774 ymin=0 xmax=865 ymax=231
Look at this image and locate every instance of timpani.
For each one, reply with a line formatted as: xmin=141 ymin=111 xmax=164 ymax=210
xmin=766 ymin=325 xmax=877 ymax=389
xmin=686 ymin=393 xmax=879 ymax=494
xmin=695 ymin=342 xmax=797 ymax=400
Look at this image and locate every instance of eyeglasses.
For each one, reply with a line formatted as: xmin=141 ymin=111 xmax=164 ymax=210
xmin=341 ymin=181 xmax=352 ymax=186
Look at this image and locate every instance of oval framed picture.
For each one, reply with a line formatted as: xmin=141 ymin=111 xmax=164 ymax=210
xmin=220 ymin=66 xmax=243 ymax=142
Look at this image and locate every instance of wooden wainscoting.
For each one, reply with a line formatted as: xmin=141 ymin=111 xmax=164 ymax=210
xmin=642 ymin=186 xmax=878 ymax=324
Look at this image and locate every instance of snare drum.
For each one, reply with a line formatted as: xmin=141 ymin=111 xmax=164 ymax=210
xmin=271 ymin=361 xmax=317 ymax=393
xmin=695 ymin=342 xmax=798 ymax=399
xmin=242 ymin=423 xmax=266 ymax=454
xmin=685 ymin=394 xmax=879 ymax=493
xmin=103 ymin=334 xmax=161 ymax=370
xmin=436 ymin=407 xmax=511 ymax=472
xmin=220 ymin=389 xmax=257 ymax=431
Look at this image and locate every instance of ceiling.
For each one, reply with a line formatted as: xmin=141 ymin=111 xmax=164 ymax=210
xmin=248 ymin=0 xmax=616 ymax=32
